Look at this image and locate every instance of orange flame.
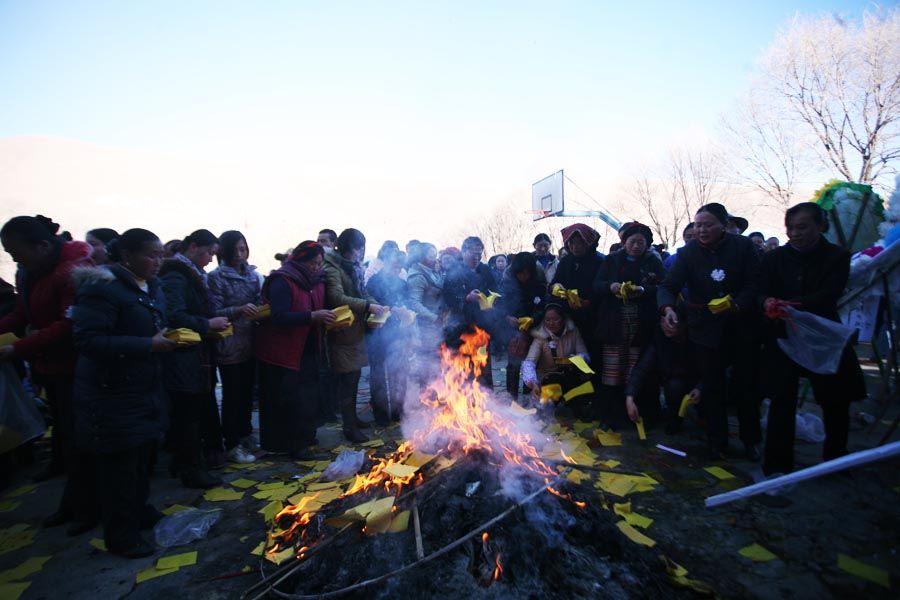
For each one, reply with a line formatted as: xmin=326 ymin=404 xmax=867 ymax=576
xmin=546 ymin=485 xmax=587 ymax=510
xmin=492 ymin=553 xmax=503 ymax=581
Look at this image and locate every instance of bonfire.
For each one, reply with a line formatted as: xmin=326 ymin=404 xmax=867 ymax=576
xmin=243 ymin=327 xmax=665 ymax=599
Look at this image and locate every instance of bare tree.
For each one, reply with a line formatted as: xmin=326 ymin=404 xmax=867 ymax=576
xmin=721 ymin=93 xmax=805 ymax=208
xmin=628 ymin=172 xmax=685 ymax=248
xmin=461 ymin=198 xmax=536 ymax=257
xmin=761 ymin=9 xmax=900 ymax=186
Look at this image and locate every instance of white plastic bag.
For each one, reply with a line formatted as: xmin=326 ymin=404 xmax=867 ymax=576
xmin=795 ymin=412 xmax=826 ymax=443
xmin=321 ymin=449 xmax=365 ymax=482
xmin=777 ymin=307 xmax=856 ymax=375
xmin=0 ymin=363 xmax=47 ymax=454
xmin=154 ymin=508 xmax=222 ymax=547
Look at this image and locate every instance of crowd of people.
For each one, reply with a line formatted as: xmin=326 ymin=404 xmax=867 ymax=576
xmin=0 ymin=201 xmax=866 ymax=558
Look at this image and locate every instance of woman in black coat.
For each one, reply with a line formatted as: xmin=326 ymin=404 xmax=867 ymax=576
xmin=159 ymin=229 xmax=230 ymax=488
xmin=550 ymin=223 xmax=604 ymax=339
xmin=496 ymin=252 xmax=547 ymax=400
xmin=593 ymin=223 xmax=664 ymax=426
xmin=72 ymin=229 xmax=177 ymax=558
xmin=759 ymin=202 xmax=866 ymax=475
xmin=659 ymin=203 xmax=762 ymax=459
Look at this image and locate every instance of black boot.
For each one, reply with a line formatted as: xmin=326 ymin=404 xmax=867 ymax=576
xmin=180 ymin=466 xmax=221 ymax=489
xmin=341 ymin=399 xmax=368 ymax=443
xmin=109 ymin=536 xmax=155 ymax=559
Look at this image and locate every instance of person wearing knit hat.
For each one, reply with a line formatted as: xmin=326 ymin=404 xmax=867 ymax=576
xmin=658 ymin=204 xmax=763 ymax=460
xmin=593 ymin=222 xmax=665 ymax=426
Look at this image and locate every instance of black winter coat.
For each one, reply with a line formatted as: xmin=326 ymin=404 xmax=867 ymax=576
xmin=71 ymin=265 xmax=167 ymax=452
xmin=550 ymin=252 xmax=605 ymax=341
xmin=442 ymin=263 xmax=498 ymax=334
xmin=495 ymin=270 xmax=547 ymax=345
xmin=593 ymin=250 xmax=664 ymax=346
xmin=159 ymin=258 xmax=214 ymax=394
xmin=658 ymin=234 xmax=760 ymax=348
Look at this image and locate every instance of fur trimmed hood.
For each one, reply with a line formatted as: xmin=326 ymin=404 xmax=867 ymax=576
xmin=71 ymin=265 xmax=116 ymax=289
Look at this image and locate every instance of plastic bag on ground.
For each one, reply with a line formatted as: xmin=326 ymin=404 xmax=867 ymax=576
xmin=321 ymin=449 xmax=366 ymax=482
xmin=795 ymin=412 xmax=826 ymax=443
xmin=777 ymin=306 xmax=856 ymax=375
xmin=154 ymin=508 xmax=222 ymax=547
xmin=0 ymin=363 xmax=47 ymax=454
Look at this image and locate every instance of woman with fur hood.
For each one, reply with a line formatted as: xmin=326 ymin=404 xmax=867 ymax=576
xmin=71 ymin=229 xmax=177 ymax=558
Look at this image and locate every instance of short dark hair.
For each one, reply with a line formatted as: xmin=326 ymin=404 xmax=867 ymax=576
xmin=180 ymin=229 xmax=218 ymax=253
xmin=318 ymin=229 xmax=337 ymax=243
xmin=748 ymin=231 xmax=765 ymax=240
xmin=683 ymin=222 xmax=695 ymax=233
xmin=1 ymin=215 xmax=63 ymax=249
xmin=377 ymin=240 xmax=400 ymax=261
xmin=336 ymin=228 xmax=366 ymax=255
xmin=108 ymin=229 xmax=159 ymax=262
xmin=461 ymin=236 xmax=484 ymax=252
xmin=533 ymin=233 xmax=551 ymax=245
xmin=217 ymin=230 xmax=248 ymax=265
xmin=509 ymin=251 xmax=537 ymax=278
xmin=785 ymin=202 xmax=829 ymax=232
xmin=87 ymin=228 xmax=119 ymax=244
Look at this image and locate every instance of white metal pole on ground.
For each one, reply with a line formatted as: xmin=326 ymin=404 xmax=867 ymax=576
xmin=705 ymin=441 xmax=900 ymax=508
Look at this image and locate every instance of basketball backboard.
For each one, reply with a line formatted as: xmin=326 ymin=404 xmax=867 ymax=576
xmin=531 ymin=170 xmax=564 ymax=221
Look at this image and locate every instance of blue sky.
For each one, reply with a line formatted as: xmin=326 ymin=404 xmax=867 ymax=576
xmin=0 ymin=0 xmax=876 ymax=271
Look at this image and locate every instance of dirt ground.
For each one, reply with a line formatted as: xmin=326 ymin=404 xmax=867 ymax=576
xmin=1 ymin=352 xmax=898 ymax=599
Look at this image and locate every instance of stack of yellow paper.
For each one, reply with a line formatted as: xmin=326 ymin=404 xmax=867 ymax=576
xmin=0 ymin=332 xmax=20 ymax=347
xmin=540 ymin=384 xmax=563 ymax=404
xmin=617 ymin=281 xmax=637 ymax=302
xmin=249 ymin=304 xmax=270 ymax=321
xmin=708 ymin=295 xmax=733 ymax=314
xmin=211 ymin=324 xmax=233 ymax=339
xmin=327 ymin=305 xmax=355 ymax=330
xmin=551 ymin=283 xmax=582 ymax=308
xmin=474 ymin=291 xmax=501 ymax=310
xmin=366 ymin=310 xmax=391 ymax=328
xmin=517 ymin=317 xmax=534 ymax=331
xmin=678 ymin=393 xmax=699 ymax=418
xmin=164 ymin=328 xmax=201 ymax=345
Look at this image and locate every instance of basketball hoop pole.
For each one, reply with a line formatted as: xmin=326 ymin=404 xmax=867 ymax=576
xmin=553 ymin=210 xmax=622 ymax=231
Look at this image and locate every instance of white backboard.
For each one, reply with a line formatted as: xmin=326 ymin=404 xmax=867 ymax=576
xmin=531 ymin=170 xmax=564 ymax=221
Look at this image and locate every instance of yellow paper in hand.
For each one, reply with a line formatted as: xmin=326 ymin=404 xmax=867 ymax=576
xmin=0 ymin=333 xmax=20 ymax=347
xmin=475 ymin=290 xmax=501 ymax=310
xmin=568 ymin=355 xmax=594 ymax=374
xmin=566 ymin=289 xmax=582 ymax=308
xmin=678 ymin=393 xmax=698 ymax=418
xmin=707 ymin=295 xmax=733 ymax=314
xmin=635 ymin=418 xmax=646 ymax=440
xmin=540 ymin=384 xmax=563 ymax=404
xmin=551 ymin=283 xmax=567 ymax=299
xmin=164 ymin=328 xmax=201 ymax=345
xmin=249 ymin=304 xmax=271 ymax=321
xmin=212 ymin=324 xmax=234 ymax=338
xmin=564 ymin=380 xmax=594 ymax=401
xmin=327 ymin=305 xmax=355 ymax=330
xmin=517 ymin=317 xmax=533 ymax=331
xmin=367 ymin=310 xmax=391 ymax=328
xmin=617 ymin=281 xmax=637 ymax=302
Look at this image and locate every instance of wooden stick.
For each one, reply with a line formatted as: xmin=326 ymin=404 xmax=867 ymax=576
xmin=269 ymin=475 xmax=567 ymax=599
xmin=411 ymin=498 xmax=425 ymax=560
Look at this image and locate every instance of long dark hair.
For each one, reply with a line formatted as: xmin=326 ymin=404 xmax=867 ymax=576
xmin=87 ymin=228 xmax=119 ymax=245
xmin=179 ymin=229 xmax=218 ymax=253
xmin=336 ymin=228 xmax=366 ymax=257
xmin=216 ymin=230 xmax=249 ymax=265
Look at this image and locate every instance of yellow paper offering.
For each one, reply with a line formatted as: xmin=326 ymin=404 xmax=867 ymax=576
xmin=367 ymin=310 xmax=391 ymax=328
xmin=203 ymin=487 xmax=244 ymax=502
xmin=259 ymin=500 xmax=283 ymax=523
xmin=387 ymin=510 xmax=410 ymax=533
xmin=635 ymin=418 xmax=646 ymax=440
xmin=613 ymin=502 xmax=654 ymax=529
xmin=517 ymin=317 xmax=534 ymax=332
xmin=89 ymin=538 xmax=107 ymax=551
xmin=327 ymin=305 xmax=355 ymax=330
xmin=540 ymin=384 xmax=563 ymax=404
xmin=212 ymin=324 xmax=233 ymax=338
xmin=157 ymin=551 xmax=197 ymax=570
xmin=707 ymin=294 xmax=733 ymax=314
xmin=136 ymin=566 xmax=178 ymax=584
xmin=164 ymin=328 xmax=201 ymax=345
xmin=568 ymin=355 xmax=594 ymax=375
xmin=837 ymin=554 xmax=891 ymax=588
xmin=474 ymin=290 xmax=501 ymax=310
xmin=161 ymin=504 xmax=191 ymax=516
xmin=738 ymin=543 xmax=778 ymax=562
xmin=617 ymin=281 xmax=637 ymax=302
xmin=0 ymin=556 xmax=51 ymax=584
xmin=229 ymin=478 xmax=258 ymax=489
xmin=678 ymin=393 xmax=698 ymax=418
xmin=596 ymin=430 xmax=623 ymax=447
xmin=0 ymin=333 xmax=20 ymax=347
xmin=249 ymin=304 xmax=271 ymax=321
xmin=704 ymin=466 xmax=736 ymax=480
xmin=564 ymin=380 xmax=594 ymax=402
xmin=616 ymin=521 xmax=656 ymax=547
xmin=384 ymin=463 xmax=418 ymax=479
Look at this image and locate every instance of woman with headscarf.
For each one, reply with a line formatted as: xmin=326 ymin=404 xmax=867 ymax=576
xmin=658 ymin=203 xmax=762 ymax=459
xmin=550 ymin=223 xmax=604 ymax=340
xmin=593 ymin=222 xmax=664 ymax=426
xmin=759 ymin=202 xmax=865 ymax=475
xmin=207 ymin=230 xmax=261 ymax=464
xmin=159 ymin=229 xmax=230 ymax=488
xmin=324 ymin=228 xmax=386 ymax=443
xmin=256 ymin=242 xmax=335 ymax=459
